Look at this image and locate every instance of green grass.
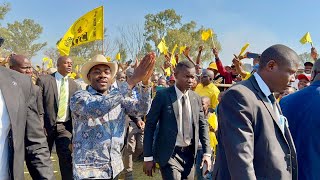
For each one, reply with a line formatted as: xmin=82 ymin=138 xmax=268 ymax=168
xmin=24 ymin=153 xmax=162 ymax=180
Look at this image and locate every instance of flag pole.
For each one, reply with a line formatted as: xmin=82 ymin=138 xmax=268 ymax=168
xmin=211 ymin=33 xmax=216 ymax=49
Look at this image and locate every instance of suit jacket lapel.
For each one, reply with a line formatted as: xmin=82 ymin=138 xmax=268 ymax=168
xmin=250 ymin=76 xmax=286 ymax=136
xmin=169 ymin=86 xmax=179 ymax=122
xmin=50 ymin=73 xmax=59 ymax=105
xmin=0 ymin=69 xmax=20 ymax=128
xmin=188 ymin=91 xmax=197 ymax=125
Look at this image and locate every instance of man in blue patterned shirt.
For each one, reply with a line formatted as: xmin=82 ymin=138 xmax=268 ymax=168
xmin=70 ymin=53 xmax=155 ymax=180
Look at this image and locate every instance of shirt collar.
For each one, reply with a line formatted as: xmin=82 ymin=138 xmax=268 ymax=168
xmin=253 ymin=72 xmax=272 ymax=97
xmin=174 ymin=84 xmax=189 ymax=99
xmin=88 ymin=86 xmax=102 ymax=95
xmin=55 ymin=71 xmax=68 ymax=81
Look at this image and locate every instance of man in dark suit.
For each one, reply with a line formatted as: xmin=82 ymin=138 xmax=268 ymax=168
xmin=9 ymin=54 xmax=44 ymax=127
xmin=36 ymin=56 xmax=79 ymax=180
xmin=143 ymin=60 xmax=211 ymax=179
xmin=0 ymin=66 xmax=54 ymax=180
xmin=213 ymin=44 xmax=300 ymax=180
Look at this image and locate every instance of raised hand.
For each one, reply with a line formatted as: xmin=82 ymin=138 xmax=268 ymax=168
xmin=183 ymin=46 xmax=191 ymax=57
xmin=311 ymin=47 xmax=318 ymax=60
xmin=212 ymin=47 xmax=219 ymax=58
xmin=128 ymin=52 xmax=156 ymax=88
xmin=199 ymin=45 xmax=204 ymax=52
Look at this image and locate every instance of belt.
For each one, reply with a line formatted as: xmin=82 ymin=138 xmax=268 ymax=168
xmin=175 ymin=146 xmax=192 ymax=152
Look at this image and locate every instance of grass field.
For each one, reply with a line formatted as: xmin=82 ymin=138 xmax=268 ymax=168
xmin=24 ymin=153 xmax=162 ymax=180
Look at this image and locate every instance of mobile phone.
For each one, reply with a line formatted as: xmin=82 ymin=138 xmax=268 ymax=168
xmin=247 ymin=52 xmax=260 ymax=59
xmin=127 ymin=59 xmax=133 ymax=65
xmin=0 ymin=37 xmax=4 ymax=47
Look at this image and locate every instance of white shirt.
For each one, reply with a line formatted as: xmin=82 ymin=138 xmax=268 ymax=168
xmin=254 ymin=73 xmax=284 ymax=132
xmin=0 ymin=90 xmax=10 ymax=180
xmin=55 ymin=72 xmax=69 ymax=122
xmin=174 ymin=85 xmax=193 ymax=147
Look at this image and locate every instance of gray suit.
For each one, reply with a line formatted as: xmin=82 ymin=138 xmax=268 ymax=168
xmin=144 ymin=86 xmax=211 ymax=174
xmin=213 ymin=75 xmax=297 ymax=180
xmin=0 ymin=67 xmax=54 ymax=180
xmin=36 ymin=72 xmax=79 ymax=180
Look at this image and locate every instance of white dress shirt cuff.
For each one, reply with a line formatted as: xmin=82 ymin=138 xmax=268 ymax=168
xmin=144 ymin=156 xmax=153 ymax=162
xmin=203 ymin=153 xmax=212 ymax=158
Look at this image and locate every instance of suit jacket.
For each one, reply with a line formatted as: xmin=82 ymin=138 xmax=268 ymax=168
xmin=0 ymin=67 xmax=54 ymax=180
xmin=280 ymin=80 xmax=320 ymax=180
xmin=213 ymin=75 xmax=297 ymax=180
xmin=144 ymin=86 xmax=211 ymax=167
xmin=36 ymin=72 xmax=79 ymax=134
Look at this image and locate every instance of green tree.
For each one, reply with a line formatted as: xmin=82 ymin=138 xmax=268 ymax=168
xmin=144 ymin=9 xmax=221 ymax=72
xmin=299 ymin=52 xmax=313 ymax=66
xmin=0 ymin=2 xmax=10 ymax=22
xmin=3 ymin=19 xmax=47 ymax=58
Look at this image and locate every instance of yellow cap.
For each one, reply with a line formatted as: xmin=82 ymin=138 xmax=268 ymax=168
xmin=207 ymin=62 xmax=218 ymax=71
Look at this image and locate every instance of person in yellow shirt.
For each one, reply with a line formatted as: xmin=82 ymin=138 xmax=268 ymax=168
xmin=195 ymin=69 xmax=220 ymax=109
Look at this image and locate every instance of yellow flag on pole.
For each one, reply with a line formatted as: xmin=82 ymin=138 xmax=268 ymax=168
xmin=75 ymin=65 xmax=79 ymax=72
xmin=157 ymin=37 xmax=168 ymax=55
xmin=201 ymin=29 xmax=213 ymax=41
xmin=238 ymin=43 xmax=250 ymax=57
xmin=57 ymin=6 xmax=104 ymax=56
xmin=47 ymin=59 xmax=53 ymax=69
xmin=300 ymin=32 xmax=313 ymax=45
xmin=170 ymin=44 xmax=178 ymax=66
xmin=116 ymin=53 xmax=121 ymax=61
xmin=42 ymin=57 xmax=50 ymax=63
xmin=179 ymin=45 xmax=187 ymax=54
xmin=106 ymin=56 xmax=111 ymax=62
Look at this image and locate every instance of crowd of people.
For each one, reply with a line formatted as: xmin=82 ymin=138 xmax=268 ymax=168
xmin=0 ymin=35 xmax=319 ymax=180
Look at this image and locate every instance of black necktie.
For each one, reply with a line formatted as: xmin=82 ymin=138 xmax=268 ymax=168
xmin=181 ymin=95 xmax=191 ymax=145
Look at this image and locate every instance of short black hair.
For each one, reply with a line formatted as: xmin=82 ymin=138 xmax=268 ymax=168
xmin=304 ymin=62 xmax=313 ymax=67
xmin=259 ymin=44 xmax=299 ymax=69
xmin=175 ymin=60 xmax=195 ymax=73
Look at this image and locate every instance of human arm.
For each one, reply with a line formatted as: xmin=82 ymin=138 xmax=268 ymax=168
xmin=143 ymin=91 xmax=163 ymax=176
xmin=183 ymin=46 xmax=196 ymax=65
xmin=198 ymin=95 xmax=212 ymax=171
xmin=217 ymin=88 xmax=256 ymax=179
xmin=212 ymin=47 xmax=229 ymax=77
xmin=25 ymin=78 xmax=55 ymax=180
xmin=196 ymin=45 xmax=203 ymax=65
xmin=232 ymin=55 xmax=249 ymax=79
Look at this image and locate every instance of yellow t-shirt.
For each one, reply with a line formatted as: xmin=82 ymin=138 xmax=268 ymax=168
xmin=195 ymin=83 xmax=220 ymax=109
xmin=207 ymin=113 xmax=218 ymax=153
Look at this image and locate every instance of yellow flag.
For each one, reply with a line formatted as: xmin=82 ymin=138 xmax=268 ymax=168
xmin=201 ymin=29 xmax=213 ymax=41
xmin=57 ymin=6 xmax=104 ymax=56
xmin=75 ymin=65 xmax=79 ymax=72
xmin=170 ymin=44 xmax=178 ymax=66
xmin=164 ymin=67 xmax=171 ymax=77
xmin=116 ymin=53 xmax=121 ymax=60
xmin=47 ymin=59 xmax=53 ymax=69
xmin=238 ymin=43 xmax=250 ymax=57
xmin=42 ymin=57 xmax=50 ymax=63
xmin=300 ymin=32 xmax=313 ymax=45
xmin=157 ymin=37 xmax=168 ymax=55
xmin=106 ymin=56 xmax=111 ymax=62
xmin=69 ymin=72 xmax=77 ymax=79
xmin=179 ymin=45 xmax=187 ymax=54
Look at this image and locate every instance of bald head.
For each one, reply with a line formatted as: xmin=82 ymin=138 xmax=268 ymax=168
xmin=259 ymin=44 xmax=300 ymax=70
xmin=201 ymin=69 xmax=214 ymax=86
xmin=9 ymin=54 xmax=33 ymax=76
xmin=57 ymin=56 xmax=72 ymax=76
xmin=258 ymin=44 xmax=299 ymax=92
xmin=202 ymin=69 xmax=215 ymax=79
